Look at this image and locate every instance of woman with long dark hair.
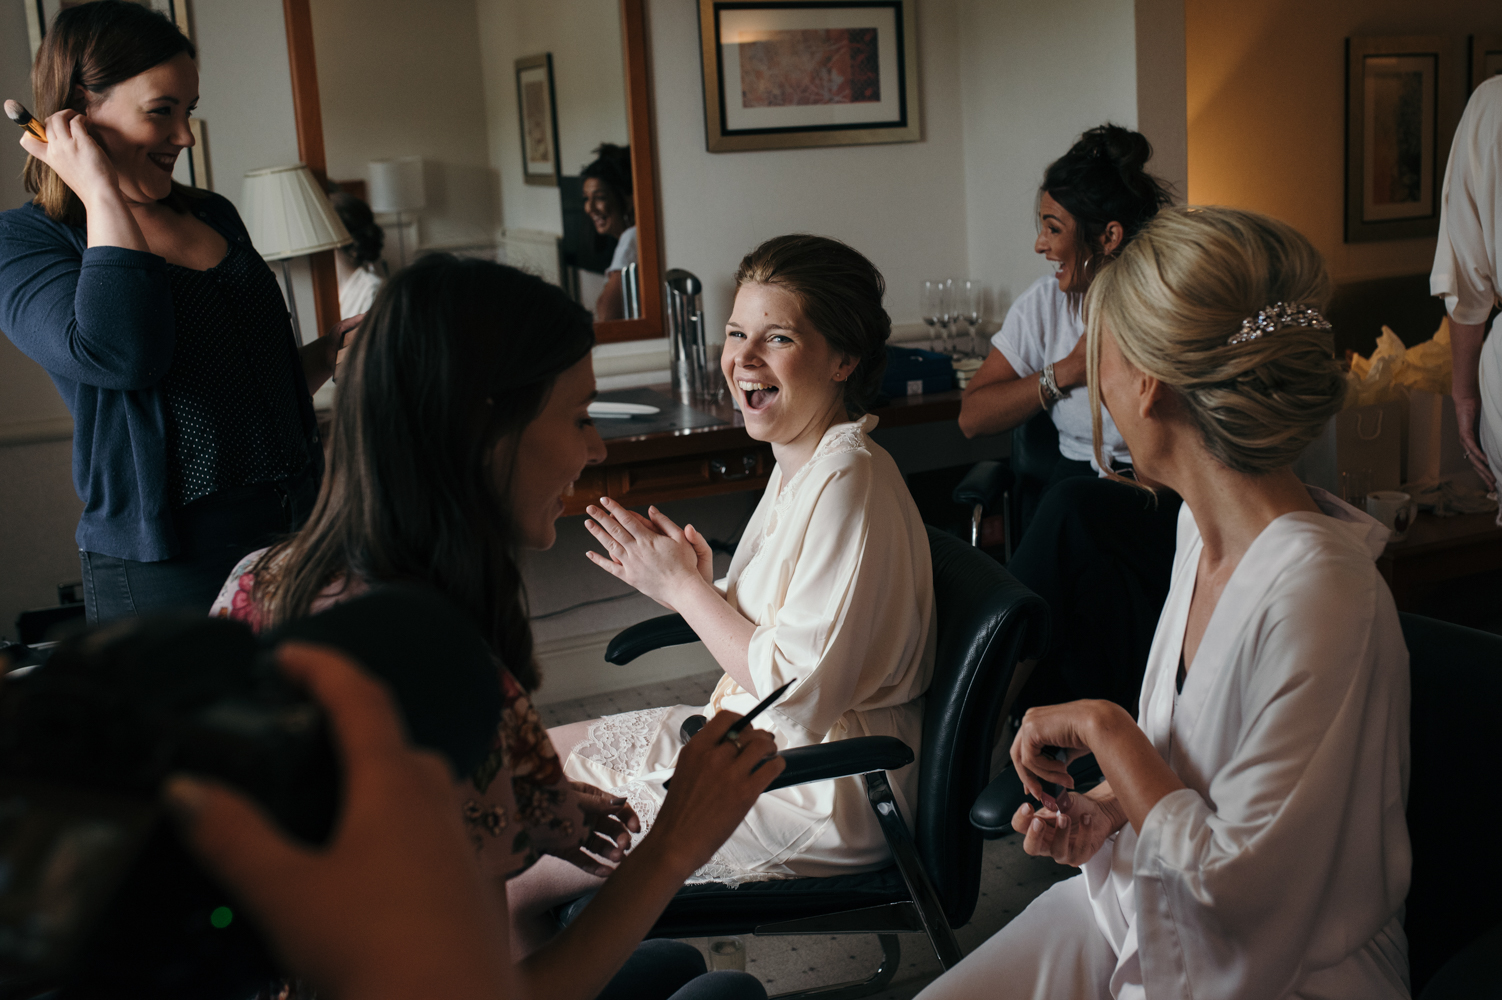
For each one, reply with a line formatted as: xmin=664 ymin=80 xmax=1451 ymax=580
xmin=581 ymin=142 xmax=634 ymax=320
xmin=0 ymin=1 xmax=350 ymax=624
xmin=958 ymin=125 xmax=1182 ymax=718
xmin=212 ymin=254 xmax=776 ymax=1000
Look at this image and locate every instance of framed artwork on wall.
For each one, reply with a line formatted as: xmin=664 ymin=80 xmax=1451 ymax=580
xmin=697 ymin=0 xmax=920 ymax=153
xmin=26 ymin=0 xmax=191 ymax=57
xmin=1474 ymin=35 xmax=1502 ymax=91
xmin=515 ymin=54 xmax=561 ymax=187
xmin=1344 ymin=35 xmax=1465 ymax=244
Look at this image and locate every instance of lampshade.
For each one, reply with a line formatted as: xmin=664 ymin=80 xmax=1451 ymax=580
xmin=367 ymin=156 xmax=426 ymax=213
xmin=241 ymin=164 xmax=351 ymax=261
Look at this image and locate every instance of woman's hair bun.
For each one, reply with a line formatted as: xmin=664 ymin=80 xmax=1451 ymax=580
xmin=1083 ymin=124 xmax=1152 ymax=176
xmin=330 ymin=191 xmax=385 ymax=267
xmin=1041 ymin=123 xmax=1174 ymax=251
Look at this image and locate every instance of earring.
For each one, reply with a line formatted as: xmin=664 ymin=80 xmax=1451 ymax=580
xmin=834 ymin=373 xmax=845 ymax=382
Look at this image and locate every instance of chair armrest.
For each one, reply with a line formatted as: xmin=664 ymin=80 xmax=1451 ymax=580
xmin=951 ymin=460 xmax=1012 ymax=511
xmin=604 ymin=614 xmax=700 ymax=665
xmin=969 ymin=768 xmax=1027 ymax=838
xmin=765 ymin=736 xmax=914 ymax=791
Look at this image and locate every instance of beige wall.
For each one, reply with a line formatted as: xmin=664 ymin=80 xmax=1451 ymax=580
xmin=957 ymin=0 xmax=1147 ymax=321
xmin=476 ymin=0 xmax=629 ymax=238
xmin=1186 ymin=0 xmax=1502 ymax=283
xmin=312 ymin=0 xmax=500 ymax=250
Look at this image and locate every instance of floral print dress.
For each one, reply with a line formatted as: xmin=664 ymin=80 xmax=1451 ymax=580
xmin=212 ymin=548 xmax=603 ymax=880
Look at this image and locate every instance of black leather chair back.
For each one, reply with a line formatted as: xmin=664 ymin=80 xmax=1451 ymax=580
xmin=1400 ymin=614 xmax=1502 ymax=995
xmin=917 ymin=527 xmax=1048 ymax=926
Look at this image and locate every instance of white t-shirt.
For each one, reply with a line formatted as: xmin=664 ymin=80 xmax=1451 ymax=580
xmin=990 ymin=274 xmax=1131 ymax=469
xmin=339 ymin=265 xmax=382 ymax=320
xmin=607 ymin=225 xmax=638 ymax=273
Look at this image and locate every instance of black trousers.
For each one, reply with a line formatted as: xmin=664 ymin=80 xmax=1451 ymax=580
xmin=1006 ymin=461 xmax=1182 ymax=716
xmin=80 ymin=469 xmax=318 ymax=626
xmin=596 ymin=940 xmax=765 ymax=1000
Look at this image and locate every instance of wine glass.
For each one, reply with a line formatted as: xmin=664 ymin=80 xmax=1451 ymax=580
xmin=962 ymin=279 xmax=984 ymax=356
xmin=935 ymin=279 xmax=954 ymax=355
xmin=921 ymin=280 xmax=942 ymax=352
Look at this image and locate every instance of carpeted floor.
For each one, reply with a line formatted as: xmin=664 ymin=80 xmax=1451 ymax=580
xmin=543 ymin=672 xmax=1072 ymax=998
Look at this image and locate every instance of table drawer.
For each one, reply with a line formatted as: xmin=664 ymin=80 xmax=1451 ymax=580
xmin=563 ymin=446 xmax=771 ymax=515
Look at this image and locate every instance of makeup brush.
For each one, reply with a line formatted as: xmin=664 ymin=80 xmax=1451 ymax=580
xmin=4 ymin=100 xmax=47 ymax=142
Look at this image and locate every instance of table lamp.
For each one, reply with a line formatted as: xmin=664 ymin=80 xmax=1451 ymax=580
xmin=367 ymin=156 xmax=425 ymax=266
xmin=242 ymin=163 xmax=350 ymax=342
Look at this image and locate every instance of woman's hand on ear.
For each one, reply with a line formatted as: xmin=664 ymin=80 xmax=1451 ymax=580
xmin=584 ymin=498 xmax=706 ymax=610
xmin=20 ymin=111 xmax=120 ymax=209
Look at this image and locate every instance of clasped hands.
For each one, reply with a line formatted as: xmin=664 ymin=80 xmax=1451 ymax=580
xmin=584 ymin=498 xmax=715 ymax=610
xmin=1009 ymin=700 xmax=1129 ymax=868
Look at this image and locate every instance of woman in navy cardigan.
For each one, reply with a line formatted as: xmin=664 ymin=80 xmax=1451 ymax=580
xmin=1 ymin=2 xmax=348 ymax=623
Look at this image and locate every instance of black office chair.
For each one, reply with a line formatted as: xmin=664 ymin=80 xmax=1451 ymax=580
xmin=969 ymin=612 xmax=1502 ymax=999
xmin=564 ymin=527 xmax=1048 ymax=999
xmin=1401 ymin=614 xmax=1502 ymax=998
xmin=952 ymin=411 xmax=1060 ymax=558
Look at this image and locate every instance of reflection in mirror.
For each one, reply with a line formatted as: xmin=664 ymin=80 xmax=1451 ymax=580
xmin=308 ymin=0 xmax=641 ymax=334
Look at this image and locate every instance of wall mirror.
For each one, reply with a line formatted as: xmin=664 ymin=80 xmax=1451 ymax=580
xmin=284 ymin=0 xmax=662 ymax=344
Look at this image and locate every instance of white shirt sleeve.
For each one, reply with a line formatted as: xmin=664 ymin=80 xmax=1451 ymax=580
xmin=990 ymin=277 xmax=1054 ymax=377
xmin=1432 ymin=77 xmax=1502 ymax=324
xmin=607 ymin=225 xmax=638 ymax=274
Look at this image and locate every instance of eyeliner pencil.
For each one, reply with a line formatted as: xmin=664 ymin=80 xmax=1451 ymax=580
xmin=720 ymin=677 xmax=796 ymax=745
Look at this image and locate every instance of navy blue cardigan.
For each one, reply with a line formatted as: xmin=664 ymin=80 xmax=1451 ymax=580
xmin=0 ymin=193 xmax=322 ymax=562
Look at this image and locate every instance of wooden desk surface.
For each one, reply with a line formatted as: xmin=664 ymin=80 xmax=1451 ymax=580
xmin=1377 ymin=508 xmax=1502 ymax=610
xmin=564 ymin=385 xmax=963 ymax=514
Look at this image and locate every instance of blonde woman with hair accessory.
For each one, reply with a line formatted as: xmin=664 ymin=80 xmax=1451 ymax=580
xmin=916 ymin=207 xmax=1410 ymax=1000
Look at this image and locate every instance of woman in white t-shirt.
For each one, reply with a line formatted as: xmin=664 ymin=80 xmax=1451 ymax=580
xmin=961 ymin=126 xmax=1182 ymax=717
xmin=331 ymin=190 xmax=384 ymax=320
xmin=582 ymin=143 xmax=636 ymax=321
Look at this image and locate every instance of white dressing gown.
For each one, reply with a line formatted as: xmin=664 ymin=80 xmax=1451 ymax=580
xmin=919 ymin=489 xmax=1411 ymax=1000
xmin=564 ymin=415 xmax=937 ymax=883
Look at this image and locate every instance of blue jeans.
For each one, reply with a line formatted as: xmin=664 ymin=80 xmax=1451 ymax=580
xmin=596 ymin=940 xmax=765 ymax=1000
xmin=80 ymin=470 xmax=318 ymax=625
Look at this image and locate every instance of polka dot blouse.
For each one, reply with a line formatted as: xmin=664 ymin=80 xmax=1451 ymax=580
xmin=161 ymin=239 xmax=312 ymax=507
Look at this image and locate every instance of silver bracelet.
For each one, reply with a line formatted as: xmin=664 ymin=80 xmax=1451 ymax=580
xmin=1038 ymin=363 xmax=1066 ymax=406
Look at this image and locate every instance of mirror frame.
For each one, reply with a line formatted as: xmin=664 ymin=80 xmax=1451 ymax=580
xmin=281 ymin=0 xmax=665 ymax=343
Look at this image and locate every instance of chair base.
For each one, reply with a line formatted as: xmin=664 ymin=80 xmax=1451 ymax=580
xmin=765 ymin=933 xmax=902 ymax=1000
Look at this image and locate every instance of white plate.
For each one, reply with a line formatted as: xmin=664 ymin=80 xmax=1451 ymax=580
xmin=589 ymin=401 xmax=661 ymax=417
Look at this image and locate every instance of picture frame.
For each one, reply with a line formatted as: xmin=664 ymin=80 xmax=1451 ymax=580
xmin=1473 ymin=34 xmax=1502 ymax=92
xmin=515 ymin=53 xmax=561 ymax=187
xmin=1344 ymin=35 xmax=1465 ymax=244
xmin=27 ymin=0 xmax=192 ymax=57
xmin=697 ymin=0 xmax=921 ymax=153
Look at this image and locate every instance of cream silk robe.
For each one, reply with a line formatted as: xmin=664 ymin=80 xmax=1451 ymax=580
xmin=564 ymin=415 xmax=937 ymax=883
xmin=920 ymin=489 xmax=1411 ymax=999
xmin=1431 ymin=75 xmax=1502 ymax=520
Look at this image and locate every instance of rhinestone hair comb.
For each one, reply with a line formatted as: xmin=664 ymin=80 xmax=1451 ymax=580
xmin=1228 ymin=302 xmax=1332 ymax=346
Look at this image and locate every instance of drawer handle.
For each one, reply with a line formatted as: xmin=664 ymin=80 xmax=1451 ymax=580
xmin=711 ymin=454 xmax=758 ymax=480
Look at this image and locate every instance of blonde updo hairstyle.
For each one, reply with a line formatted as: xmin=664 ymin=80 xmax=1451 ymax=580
xmin=1085 ymin=206 xmax=1346 ymax=480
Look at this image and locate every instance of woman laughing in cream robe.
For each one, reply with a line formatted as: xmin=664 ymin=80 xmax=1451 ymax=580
xmin=508 ymin=235 xmax=936 ymax=949
xmin=918 ymin=207 xmax=1411 ymax=1000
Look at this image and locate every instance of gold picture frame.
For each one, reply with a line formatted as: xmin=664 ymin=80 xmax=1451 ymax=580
xmin=27 ymin=0 xmax=192 ymax=57
xmin=697 ymin=0 xmax=921 ymax=153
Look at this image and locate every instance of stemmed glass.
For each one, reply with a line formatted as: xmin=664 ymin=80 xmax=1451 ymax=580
xmin=961 ymin=279 xmax=984 ymax=357
xmin=921 ymin=280 xmax=944 ymax=353
xmin=935 ymin=279 xmax=955 ymax=355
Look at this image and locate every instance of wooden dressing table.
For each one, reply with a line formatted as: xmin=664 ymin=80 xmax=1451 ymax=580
xmin=566 ymin=385 xmax=964 ymax=515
